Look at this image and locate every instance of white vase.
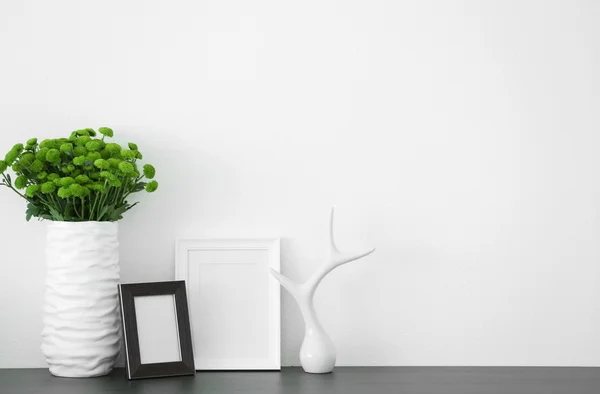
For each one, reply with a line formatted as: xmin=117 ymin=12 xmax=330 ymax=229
xmin=296 ymin=288 xmax=336 ymax=374
xmin=41 ymin=221 xmax=121 ymax=378
xmin=270 ymin=209 xmax=376 ymax=374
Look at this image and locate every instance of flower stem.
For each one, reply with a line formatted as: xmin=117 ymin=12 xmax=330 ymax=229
xmin=1 ymin=174 xmax=29 ymax=202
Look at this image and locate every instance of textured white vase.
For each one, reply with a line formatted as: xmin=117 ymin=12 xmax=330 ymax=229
xmin=41 ymin=221 xmax=121 ymax=378
xmin=271 ymin=209 xmax=375 ymax=374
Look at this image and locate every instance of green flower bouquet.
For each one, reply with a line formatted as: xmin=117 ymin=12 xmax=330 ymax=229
xmin=0 ymin=127 xmax=158 ymax=221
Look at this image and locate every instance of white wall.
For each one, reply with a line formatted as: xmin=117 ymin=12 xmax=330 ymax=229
xmin=1 ymin=0 xmax=599 ymax=368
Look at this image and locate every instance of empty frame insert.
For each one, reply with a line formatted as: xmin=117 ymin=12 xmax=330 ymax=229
xmin=176 ymin=239 xmax=281 ymax=370
xmin=118 ymin=281 xmax=195 ymax=380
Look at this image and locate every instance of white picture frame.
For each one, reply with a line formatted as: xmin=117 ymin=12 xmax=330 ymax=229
xmin=175 ymin=239 xmax=281 ymax=370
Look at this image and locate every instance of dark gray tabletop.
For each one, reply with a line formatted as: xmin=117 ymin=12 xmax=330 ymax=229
xmin=0 ymin=367 xmax=599 ymax=394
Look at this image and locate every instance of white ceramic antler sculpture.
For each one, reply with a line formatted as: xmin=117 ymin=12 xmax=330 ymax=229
xmin=270 ymin=208 xmax=375 ymax=374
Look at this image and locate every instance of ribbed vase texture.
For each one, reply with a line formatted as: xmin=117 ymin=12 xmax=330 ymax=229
xmin=41 ymin=222 xmax=121 ymax=378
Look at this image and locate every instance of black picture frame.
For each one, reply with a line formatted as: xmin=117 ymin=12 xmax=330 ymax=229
xmin=118 ymin=281 xmax=195 ymax=380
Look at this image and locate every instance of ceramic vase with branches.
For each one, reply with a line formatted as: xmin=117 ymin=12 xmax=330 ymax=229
xmin=270 ymin=209 xmax=375 ymax=374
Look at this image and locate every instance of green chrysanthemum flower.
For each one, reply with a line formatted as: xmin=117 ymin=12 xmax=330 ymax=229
xmin=146 ymin=180 xmax=159 ymax=193
xmin=85 ymin=128 xmax=97 ymax=137
xmin=135 ymin=151 xmax=143 ymax=160
xmin=20 ymin=153 xmax=35 ymax=167
xmin=68 ymin=132 xmax=77 ymax=142
xmin=89 ymin=172 xmax=101 ymax=180
xmin=26 ymin=184 xmax=39 ymax=198
xmin=61 ymin=164 xmax=75 ymax=174
xmin=19 ymin=152 xmax=35 ymax=166
xmin=75 ymin=136 xmax=92 ymax=147
xmin=94 ymin=159 xmax=111 ymax=170
xmin=108 ymin=178 xmax=122 ymax=187
xmin=73 ymin=156 xmax=86 ymax=166
xmin=118 ymin=161 xmax=135 ymax=174
xmin=105 ymin=143 xmax=121 ymax=154
xmin=99 ymin=171 xmax=121 ymax=186
xmin=5 ymin=150 xmax=19 ymax=166
xmin=47 ymin=173 xmax=60 ymax=182
xmin=143 ymin=164 xmax=156 ymax=179
xmin=11 ymin=162 xmax=24 ymax=172
xmin=39 ymin=139 xmax=56 ymax=149
xmin=57 ymin=186 xmax=72 ymax=199
xmin=21 ymin=153 xmax=35 ymax=165
xmin=45 ymin=149 xmax=61 ymax=165
xmin=59 ymin=143 xmax=73 ymax=153
xmin=68 ymin=183 xmax=88 ymax=197
xmin=37 ymin=171 xmax=48 ymax=180
xmin=14 ymin=175 xmax=28 ymax=190
xmin=99 ymin=149 xmax=111 ymax=159
xmin=59 ymin=177 xmax=75 ymax=187
xmin=69 ymin=183 xmax=91 ymax=198
xmin=0 ymin=160 xmax=7 ymax=173
xmin=85 ymin=140 xmax=102 ymax=152
xmin=75 ymin=175 xmax=90 ymax=184
xmin=72 ymin=169 xmax=82 ymax=178
xmin=120 ymin=149 xmax=136 ymax=160
xmin=98 ymin=127 xmax=114 ymax=138
xmin=36 ymin=148 xmax=49 ymax=161
xmin=30 ymin=160 xmax=44 ymax=173
xmin=86 ymin=152 xmax=102 ymax=162
xmin=12 ymin=143 xmax=24 ymax=153
xmin=128 ymin=142 xmax=138 ymax=151
xmin=75 ymin=129 xmax=90 ymax=136
xmin=107 ymin=158 xmax=122 ymax=169
xmin=100 ymin=171 xmax=116 ymax=181
xmin=73 ymin=146 xmax=87 ymax=157
xmin=41 ymin=181 xmax=56 ymax=194
xmin=88 ymin=183 xmax=106 ymax=193
xmin=27 ymin=138 xmax=38 ymax=146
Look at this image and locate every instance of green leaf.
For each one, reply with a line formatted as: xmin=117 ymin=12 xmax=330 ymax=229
xmin=25 ymin=203 xmax=41 ymax=221
xmin=124 ymin=202 xmax=139 ymax=212
xmin=109 ymin=205 xmax=128 ymax=221
xmin=96 ymin=205 xmax=110 ymax=221
xmin=132 ymin=182 xmax=147 ymax=193
xmin=48 ymin=206 xmax=64 ymax=221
